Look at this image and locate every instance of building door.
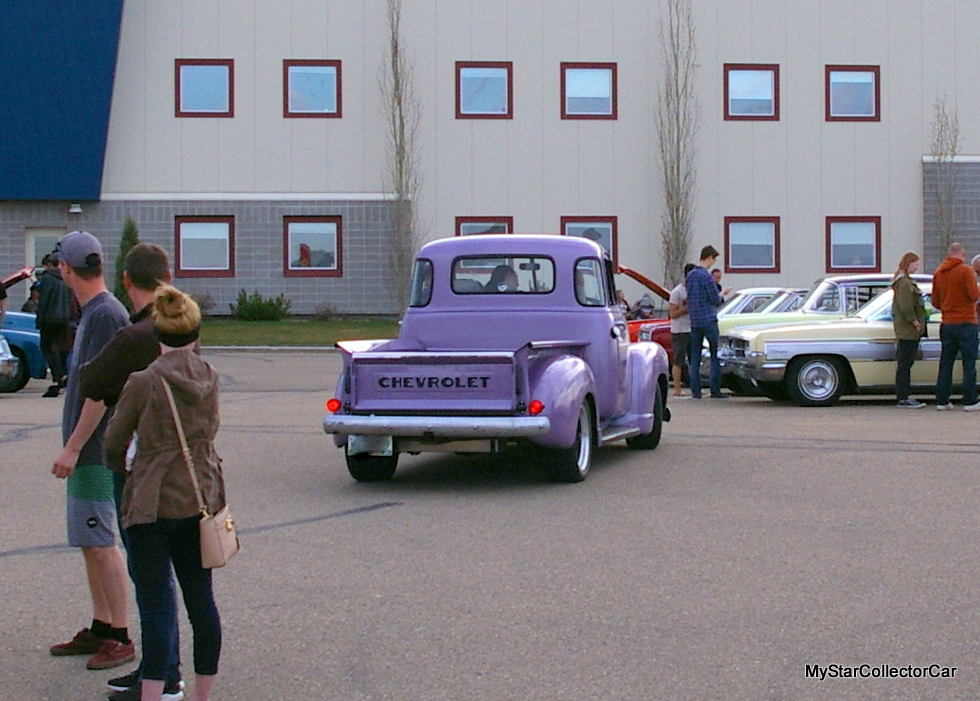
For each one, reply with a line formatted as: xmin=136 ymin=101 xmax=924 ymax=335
xmin=25 ymin=227 xmax=63 ymax=270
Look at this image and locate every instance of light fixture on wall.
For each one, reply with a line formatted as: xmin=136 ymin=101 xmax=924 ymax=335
xmin=68 ymin=203 xmax=83 ymax=214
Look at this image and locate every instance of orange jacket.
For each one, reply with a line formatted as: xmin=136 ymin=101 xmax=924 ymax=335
xmin=932 ymin=257 xmax=979 ymax=325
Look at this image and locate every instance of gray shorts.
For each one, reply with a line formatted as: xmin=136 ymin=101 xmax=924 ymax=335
xmin=671 ymin=332 xmax=691 ymax=367
xmin=66 ymin=464 xmax=119 ymax=548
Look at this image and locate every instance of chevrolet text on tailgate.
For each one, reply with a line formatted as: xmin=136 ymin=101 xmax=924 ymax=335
xmin=323 ymin=234 xmax=671 ymax=483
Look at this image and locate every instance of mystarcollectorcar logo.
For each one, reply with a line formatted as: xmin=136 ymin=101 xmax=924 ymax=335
xmin=805 ymin=663 xmax=957 ymax=681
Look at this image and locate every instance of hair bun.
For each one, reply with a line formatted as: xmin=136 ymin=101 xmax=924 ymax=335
xmin=152 ymin=284 xmax=201 ymax=335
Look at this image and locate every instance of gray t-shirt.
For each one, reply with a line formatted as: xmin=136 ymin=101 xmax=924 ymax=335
xmin=669 ymin=283 xmax=690 ymax=334
xmin=62 ymin=291 xmax=130 ymax=466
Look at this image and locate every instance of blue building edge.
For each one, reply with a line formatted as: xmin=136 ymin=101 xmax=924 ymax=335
xmin=0 ymin=0 xmax=124 ymax=200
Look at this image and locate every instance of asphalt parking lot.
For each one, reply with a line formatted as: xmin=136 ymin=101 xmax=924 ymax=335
xmin=3 ymin=350 xmax=980 ymax=701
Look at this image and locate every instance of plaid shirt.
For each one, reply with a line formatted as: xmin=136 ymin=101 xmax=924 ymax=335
xmin=685 ymin=266 xmax=723 ymax=328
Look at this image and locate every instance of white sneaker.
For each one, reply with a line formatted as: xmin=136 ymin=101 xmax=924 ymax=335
xmin=936 ymin=403 xmax=954 ymax=411
xmin=964 ymin=401 xmax=980 ymax=412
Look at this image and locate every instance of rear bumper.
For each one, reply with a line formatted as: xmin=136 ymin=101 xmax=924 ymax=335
xmin=323 ymin=414 xmax=551 ymax=438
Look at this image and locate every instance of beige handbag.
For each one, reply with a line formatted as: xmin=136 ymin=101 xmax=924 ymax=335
xmin=161 ymin=378 xmax=240 ymax=568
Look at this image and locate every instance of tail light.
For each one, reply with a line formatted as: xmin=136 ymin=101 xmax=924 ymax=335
xmin=326 ymin=398 xmax=342 ymax=413
xmin=528 ymin=400 xmax=545 ymax=416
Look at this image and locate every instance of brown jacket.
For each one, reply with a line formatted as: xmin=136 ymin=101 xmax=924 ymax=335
xmin=932 ymin=256 xmax=980 ymax=325
xmin=105 ymin=349 xmax=225 ymax=529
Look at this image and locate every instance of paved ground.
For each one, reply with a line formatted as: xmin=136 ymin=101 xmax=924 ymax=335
xmin=2 ymin=350 xmax=980 ymax=700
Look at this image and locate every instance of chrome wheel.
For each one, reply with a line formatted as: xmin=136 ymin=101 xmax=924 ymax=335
xmin=788 ymin=356 xmax=845 ymax=407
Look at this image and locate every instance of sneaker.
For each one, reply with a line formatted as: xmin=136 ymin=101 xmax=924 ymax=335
xmin=709 ymin=393 xmax=730 ymax=399
xmin=42 ymin=384 xmax=61 ymax=398
xmin=49 ymin=628 xmax=104 ymax=656
xmin=936 ymin=402 xmax=954 ymax=411
xmin=964 ymin=401 xmax=980 ymax=412
xmin=107 ymin=682 xmax=184 ymax=701
xmin=896 ymin=398 xmax=926 ymax=408
xmin=107 ymin=669 xmax=140 ymax=691
xmin=108 ymin=670 xmax=186 ymax=694
xmin=86 ymin=639 xmax=136 ymax=670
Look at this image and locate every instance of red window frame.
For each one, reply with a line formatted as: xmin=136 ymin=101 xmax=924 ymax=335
xmin=561 ymin=62 xmax=618 ymax=120
xmin=825 ymin=216 xmax=882 ymax=273
xmin=455 ymin=61 xmax=513 ymax=120
xmin=561 ymin=216 xmax=619 ymax=265
xmin=454 ymin=216 xmax=514 ymax=236
xmin=283 ymin=59 xmax=343 ymax=119
xmin=175 ymin=216 xmax=235 ymax=278
xmin=175 ymin=59 xmax=234 ymax=118
xmin=723 ymin=63 xmax=780 ymax=121
xmin=283 ymin=216 xmax=343 ymax=278
xmin=724 ymin=216 xmax=781 ymax=273
xmin=825 ymin=65 xmax=880 ymax=122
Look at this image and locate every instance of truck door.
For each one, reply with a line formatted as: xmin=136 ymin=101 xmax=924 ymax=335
xmin=574 ymin=258 xmax=628 ymax=419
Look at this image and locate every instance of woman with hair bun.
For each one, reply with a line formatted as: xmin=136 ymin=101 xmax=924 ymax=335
xmin=891 ymin=251 xmax=927 ymax=408
xmin=104 ymin=285 xmax=226 ymax=701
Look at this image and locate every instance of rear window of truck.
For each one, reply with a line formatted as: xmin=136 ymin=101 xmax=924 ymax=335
xmin=451 ymin=256 xmax=555 ymax=294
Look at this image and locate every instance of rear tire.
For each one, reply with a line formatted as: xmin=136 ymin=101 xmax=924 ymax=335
xmin=0 ymin=347 xmax=30 ymax=393
xmin=548 ymin=401 xmax=594 ymax=483
xmin=627 ymin=384 xmax=663 ymax=450
xmin=345 ymin=447 xmax=398 ymax=482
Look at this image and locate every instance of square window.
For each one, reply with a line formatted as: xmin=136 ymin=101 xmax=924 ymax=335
xmin=826 ymin=217 xmax=881 ymax=272
xmin=724 ymin=64 xmax=779 ymax=120
xmin=176 ymin=59 xmax=234 ymax=117
xmin=456 ymin=62 xmax=513 ymax=119
xmin=826 ymin=65 xmax=880 ymax=121
xmin=561 ymin=63 xmax=617 ymax=119
xmin=284 ymin=217 xmax=343 ymax=277
xmin=283 ymin=60 xmax=342 ymax=118
xmin=175 ymin=217 xmax=234 ymax=277
xmin=725 ymin=217 xmax=780 ymax=272
xmin=455 ymin=217 xmax=513 ymax=236
xmin=562 ymin=217 xmax=618 ymax=264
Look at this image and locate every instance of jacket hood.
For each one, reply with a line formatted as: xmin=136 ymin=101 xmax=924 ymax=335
xmin=153 ymin=350 xmax=218 ymax=405
xmin=937 ymin=257 xmax=965 ymax=273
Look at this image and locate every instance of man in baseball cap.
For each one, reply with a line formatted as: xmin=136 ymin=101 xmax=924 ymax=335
xmin=49 ymin=230 xmax=137 ymax=671
xmin=57 ymin=230 xmax=104 ymax=273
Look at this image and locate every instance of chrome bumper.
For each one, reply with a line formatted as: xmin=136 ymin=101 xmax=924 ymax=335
xmin=728 ymin=359 xmax=788 ymax=383
xmin=323 ymin=414 xmax=551 ymax=438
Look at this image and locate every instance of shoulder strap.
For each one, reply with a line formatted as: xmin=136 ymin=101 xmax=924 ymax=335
xmin=160 ymin=377 xmax=209 ymax=517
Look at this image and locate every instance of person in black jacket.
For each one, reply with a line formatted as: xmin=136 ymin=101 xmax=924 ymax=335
xmin=35 ymin=253 xmax=74 ymax=397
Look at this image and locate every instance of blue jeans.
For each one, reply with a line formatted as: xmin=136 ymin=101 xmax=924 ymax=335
xmin=114 ymin=472 xmax=181 ymax=686
xmin=689 ymin=322 xmax=721 ymax=398
xmin=127 ymin=517 xmax=222 ymax=680
xmin=936 ymin=323 xmax=978 ymax=405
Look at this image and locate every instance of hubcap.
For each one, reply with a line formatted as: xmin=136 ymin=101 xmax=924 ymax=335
xmin=576 ymin=407 xmax=592 ymax=474
xmin=798 ymin=360 xmax=838 ymax=401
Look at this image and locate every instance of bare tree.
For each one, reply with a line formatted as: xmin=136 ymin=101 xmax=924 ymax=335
xmin=655 ymin=0 xmax=701 ymax=287
xmin=379 ymin=0 xmax=424 ymax=311
xmin=930 ymin=95 xmax=961 ymax=255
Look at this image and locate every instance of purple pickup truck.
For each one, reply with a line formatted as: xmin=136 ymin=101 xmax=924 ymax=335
xmin=323 ymin=234 xmax=671 ymax=483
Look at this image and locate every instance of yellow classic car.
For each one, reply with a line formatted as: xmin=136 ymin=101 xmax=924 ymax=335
xmin=725 ymin=283 xmax=956 ymax=406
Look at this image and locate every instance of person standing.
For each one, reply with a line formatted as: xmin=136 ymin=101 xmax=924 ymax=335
xmin=48 ymin=231 xmax=135 ymax=671
xmin=892 ymin=251 xmax=927 ymax=408
xmin=686 ymin=246 xmax=728 ymax=399
xmin=105 ymin=286 xmax=225 ymax=701
xmin=35 ymin=252 xmax=74 ymax=397
xmin=668 ymin=263 xmax=696 ymax=397
xmin=932 ymin=242 xmax=980 ymax=411
xmin=79 ymin=244 xmax=186 ymax=701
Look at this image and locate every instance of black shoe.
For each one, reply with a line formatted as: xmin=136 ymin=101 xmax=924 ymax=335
xmin=42 ymin=384 xmax=61 ymax=398
xmin=107 ymin=668 xmax=140 ymax=691
xmin=107 ymin=680 xmax=184 ymax=701
xmin=709 ymin=393 xmax=729 ymax=399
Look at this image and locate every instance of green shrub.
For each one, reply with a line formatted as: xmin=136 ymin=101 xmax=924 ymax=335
xmin=114 ymin=218 xmax=140 ymax=312
xmin=229 ymin=290 xmax=292 ymax=321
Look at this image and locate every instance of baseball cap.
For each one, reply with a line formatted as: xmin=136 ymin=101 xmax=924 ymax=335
xmin=57 ymin=231 xmax=103 ymax=270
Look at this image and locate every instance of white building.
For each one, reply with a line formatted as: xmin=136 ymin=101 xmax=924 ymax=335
xmin=2 ymin=0 xmax=976 ymax=313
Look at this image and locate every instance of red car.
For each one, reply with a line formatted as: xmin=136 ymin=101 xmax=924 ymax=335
xmin=617 ymin=265 xmax=675 ymax=364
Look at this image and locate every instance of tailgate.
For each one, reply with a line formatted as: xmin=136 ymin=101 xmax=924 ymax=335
xmin=349 ymin=351 xmax=519 ymax=413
